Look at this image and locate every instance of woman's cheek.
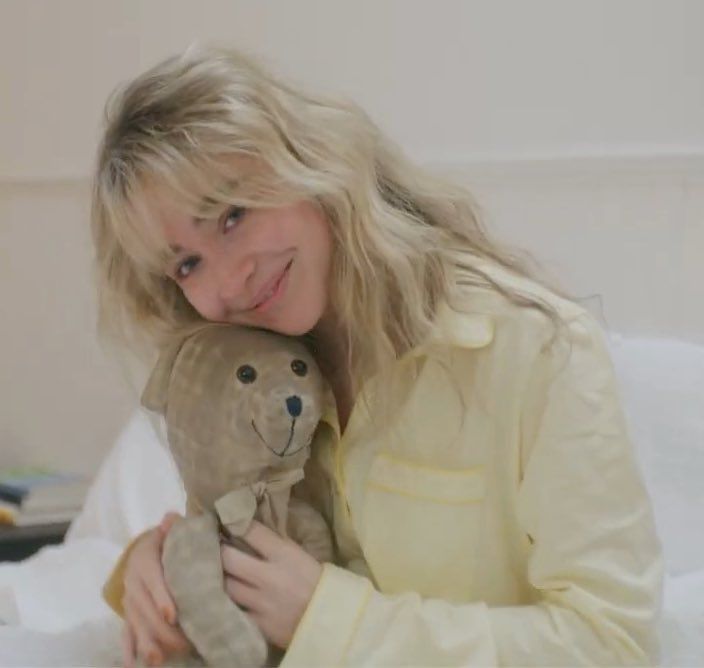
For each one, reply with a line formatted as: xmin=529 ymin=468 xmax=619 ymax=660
xmin=183 ymin=285 xmax=215 ymax=322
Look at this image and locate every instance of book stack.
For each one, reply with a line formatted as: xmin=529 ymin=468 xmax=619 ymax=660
xmin=0 ymin=468 xmax=90 ymax=527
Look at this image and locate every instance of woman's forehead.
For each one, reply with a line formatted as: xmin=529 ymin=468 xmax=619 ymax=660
xmin=135 ymin=178 xmax=215 ymax=236
xmin=141 ymin=185 xmax=195 ymax=229
xmin=116 ymin=183 xmax=189 ymax=271
xmin=139 ymin=175 xmax=211 ymax=218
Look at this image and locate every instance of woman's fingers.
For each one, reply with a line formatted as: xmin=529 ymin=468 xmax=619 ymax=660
xmin=136 ymin=584 xmax=190 ymax=653
xmin=124 ymin=598 xmax=164 ymax=667
xmin=134 ymin=530 xmax=178 ymax=624
xmin=220 ymin=542 xmax=267 ymax=585
xmin=158 ymin=511 xmax=183 ymax=538
xmin=142 ymin=564 xmax=178 ymax=625
xmin=120 ymin=524 xmax=193 ymax=666
xmin=224 ymin=575 xmax=261 ymax=612
xmin=121 ymin=623 xmax=136 ymax=668
xmin=243 ymin=521 xmax=285 ymax=559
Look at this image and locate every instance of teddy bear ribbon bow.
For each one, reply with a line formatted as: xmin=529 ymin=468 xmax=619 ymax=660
xmin=214 ymin=468 xmax=305 ymax=538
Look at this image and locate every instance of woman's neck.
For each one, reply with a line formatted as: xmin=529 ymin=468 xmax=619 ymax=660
xmin=310 ymin=308 xmax=347 ymax=367
xmin=310 ymin=310 xmax=354 ymax=431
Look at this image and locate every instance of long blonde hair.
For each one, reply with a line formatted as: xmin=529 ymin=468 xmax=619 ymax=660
xmin=91 ymin=45 xmax=570 ymax=420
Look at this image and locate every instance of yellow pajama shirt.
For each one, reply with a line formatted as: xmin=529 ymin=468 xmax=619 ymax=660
xmin=282 ymin=264 xmax=663 ymax=666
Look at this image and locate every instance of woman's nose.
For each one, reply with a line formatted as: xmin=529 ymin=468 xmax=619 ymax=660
xmin=214 ymin=255 xmax=256 ymax=306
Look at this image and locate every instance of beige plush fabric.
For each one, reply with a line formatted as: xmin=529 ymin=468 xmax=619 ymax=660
xmin=140 ymin=324 xmax=334 ymax=667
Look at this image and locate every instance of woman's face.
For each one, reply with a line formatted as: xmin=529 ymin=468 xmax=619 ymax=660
xmin=147 ymin=190 xmax=334 ymax=337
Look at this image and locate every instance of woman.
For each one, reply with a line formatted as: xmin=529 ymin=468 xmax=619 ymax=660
xmin=92 ymin=45 xmax=663 ymax=666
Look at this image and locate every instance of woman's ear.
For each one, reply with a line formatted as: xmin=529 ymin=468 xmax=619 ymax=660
xmin=141 ymin=336 xmax=187 ymax=414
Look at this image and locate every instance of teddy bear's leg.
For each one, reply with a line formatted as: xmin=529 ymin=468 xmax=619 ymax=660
xmin=162 ymin=513 xmax=268 ymax=667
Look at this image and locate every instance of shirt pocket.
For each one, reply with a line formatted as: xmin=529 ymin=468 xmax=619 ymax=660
xmin=359 ymin=452 xmax=486 ymax=602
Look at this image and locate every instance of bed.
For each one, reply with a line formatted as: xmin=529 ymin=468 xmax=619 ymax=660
xmin=0 ymin=332 xmax=702 ymax=666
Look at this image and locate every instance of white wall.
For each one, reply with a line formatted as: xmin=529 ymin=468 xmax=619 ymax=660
xmin=1 ymin=0 xmax=702 ymax=474
xmin=0 ymin=181 xmax=140 ymax=474
xmin=443 ymin=156 xmax=704 ymax=343
xmin=2 ymin=0 xmax=703 ymax=178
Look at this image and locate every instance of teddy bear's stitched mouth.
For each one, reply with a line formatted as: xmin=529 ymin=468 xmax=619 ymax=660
xmin=251 ymin=419 xmax=308 ymax=457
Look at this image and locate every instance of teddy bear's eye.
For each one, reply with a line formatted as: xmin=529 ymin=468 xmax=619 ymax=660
xmin=291 ymin=359 xmax=308 ymax=377
xmin=236 ymin=364 xmax=257 ymax=384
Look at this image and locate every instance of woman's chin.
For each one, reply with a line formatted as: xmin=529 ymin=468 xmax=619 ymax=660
xmin=275 ymin=320 xmax=317 ymax=338
xmin=227 ymin=302 xmax=323 ymax=338
xmin=257 ymin=312 xmax=320 ymax=338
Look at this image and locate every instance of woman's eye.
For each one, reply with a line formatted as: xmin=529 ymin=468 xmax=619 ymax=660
xmin=223 ymin=206 xmax=246 ymax=231
xmin=175 ymin=256 xmax=199 ymax=280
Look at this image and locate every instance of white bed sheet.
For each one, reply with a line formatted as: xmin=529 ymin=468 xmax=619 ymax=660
xmin=1 ymin=569 xmax=702 ymax=667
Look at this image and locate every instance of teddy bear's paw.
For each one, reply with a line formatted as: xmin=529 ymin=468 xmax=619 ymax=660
xmin=182 ymin=605 xmax=268 ymax=667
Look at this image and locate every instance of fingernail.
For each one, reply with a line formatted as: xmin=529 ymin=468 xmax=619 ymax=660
xmin=147 ymin=650 xmax=162 ymax=666
xmin=162 ymin=607 xmax=175 ymax=624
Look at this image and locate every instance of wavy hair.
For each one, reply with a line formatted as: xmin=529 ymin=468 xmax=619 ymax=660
xmin=91 ymin=45 xmax=572 ymax=423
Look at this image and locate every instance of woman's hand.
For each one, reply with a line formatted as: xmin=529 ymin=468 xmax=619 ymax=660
xmin=121 ymin=512 xmax=191 ymax=668
xmin=221 ymin=521 xmax=323 ymax=649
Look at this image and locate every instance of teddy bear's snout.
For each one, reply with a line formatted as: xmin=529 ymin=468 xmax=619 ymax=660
xmin=286 ymin=395 xmax=302 ymax=418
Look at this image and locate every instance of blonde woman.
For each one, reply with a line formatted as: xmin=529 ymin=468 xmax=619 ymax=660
xmin=92 ymin=46 xmax=663 ymax=667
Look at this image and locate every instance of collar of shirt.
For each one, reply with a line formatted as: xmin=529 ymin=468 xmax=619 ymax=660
xmin=318 ymin=300 xmax=495 ymax=435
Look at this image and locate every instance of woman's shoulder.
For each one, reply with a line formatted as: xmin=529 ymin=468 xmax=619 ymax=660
xmin=438 ymin=254 xmax=605 ymax=364
xmin=452 ymin=254 xmax=587 ymax=324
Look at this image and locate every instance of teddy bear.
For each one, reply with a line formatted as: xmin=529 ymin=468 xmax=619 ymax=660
xmin=140 ymin=323 xmax=334 ymax=667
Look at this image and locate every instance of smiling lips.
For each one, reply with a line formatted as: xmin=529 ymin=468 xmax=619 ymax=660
xmin=251 ymin=418 xmax=308 ymax=457
xmin=250 ymin=259 xmax=293 ymax=312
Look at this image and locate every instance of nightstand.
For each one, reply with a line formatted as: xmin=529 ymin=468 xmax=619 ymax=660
xmin=0 ymin=522 xmax=71 ymax=562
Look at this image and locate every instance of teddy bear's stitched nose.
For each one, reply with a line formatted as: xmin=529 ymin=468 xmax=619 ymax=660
xmin=286 ymin=395 xmax=302 ymax=418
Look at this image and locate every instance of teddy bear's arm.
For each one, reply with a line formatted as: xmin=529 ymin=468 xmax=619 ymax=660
xmin=286 ymin=496 xmax=334 ymax=564
xmin=162 ymin=512 xmax=268 ymax=667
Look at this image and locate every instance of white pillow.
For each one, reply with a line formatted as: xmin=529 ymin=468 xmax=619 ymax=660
xmin=65 ymin=410 xmax=186 ymax=547
xmin=608 ymin=334 xmax=704 ymax=576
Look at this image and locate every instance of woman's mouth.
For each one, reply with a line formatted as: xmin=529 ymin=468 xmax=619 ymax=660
xmin=252 ymin=259 xmax=293 ymax=313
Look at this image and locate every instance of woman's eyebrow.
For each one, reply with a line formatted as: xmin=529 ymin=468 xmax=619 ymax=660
xmin=193 ymin=178 xmax=240 ymax=220
xmin=195 ymin=196 xmax=218 ymax=220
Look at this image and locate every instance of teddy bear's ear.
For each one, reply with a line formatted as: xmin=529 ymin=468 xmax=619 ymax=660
xmin=140 ymin=337 xmax=186 ymax=415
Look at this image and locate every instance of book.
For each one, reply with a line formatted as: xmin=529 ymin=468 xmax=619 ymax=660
xmin=0 ymin=501 xmax=79 ymax=527
xmin=0 ymin=468 xmax=89 ymax=527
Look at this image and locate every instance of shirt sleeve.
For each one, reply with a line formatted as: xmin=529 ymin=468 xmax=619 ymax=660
xmin=102 ymin=532 xmax=146 ymax=617
xmin=281 ymin=314 xmax=664 ymax=667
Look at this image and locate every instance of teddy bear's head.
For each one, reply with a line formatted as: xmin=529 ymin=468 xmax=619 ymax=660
xmin=141 ymin=324 xmax=328 ymax=513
